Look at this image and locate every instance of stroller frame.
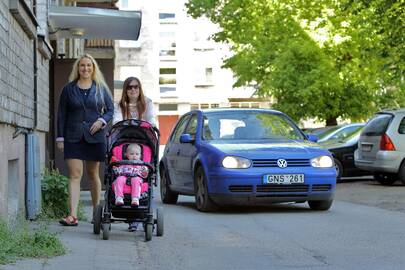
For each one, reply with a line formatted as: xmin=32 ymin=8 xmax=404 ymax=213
xmin=93 ymin=119 xmax=163 ymax=241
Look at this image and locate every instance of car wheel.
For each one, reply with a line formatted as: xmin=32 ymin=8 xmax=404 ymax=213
xmin=399 ymin=162 xmax=405 ymax=185
xmin=308 ymin=200 xmax=333 ymax=211
xmin=374 ymin=172 xmax=397 ymax=185
xmin=334 ymin=158 xmax=343 ymax=181
xmin=194 ymin=166 xmax=216 ymax=212
xmin=160 ymin=166 xmax=179 ymax=204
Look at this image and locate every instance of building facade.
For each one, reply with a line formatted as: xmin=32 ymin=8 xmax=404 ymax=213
xmin=0 ymin=0 xmax=52 ymax=221
xmin=115 ymin=0 xmax=267 ymax=143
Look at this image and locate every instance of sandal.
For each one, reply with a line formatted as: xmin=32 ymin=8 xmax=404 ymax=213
xmin=59 ymin=215 xmax=78 ymax=226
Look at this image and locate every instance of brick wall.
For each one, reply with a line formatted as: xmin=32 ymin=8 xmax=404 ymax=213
xmin=0 ymin=0 xmax=35 ymax=128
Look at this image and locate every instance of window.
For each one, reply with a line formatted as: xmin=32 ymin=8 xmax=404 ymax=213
xmin=159 ymin=68 xmax=176 ymax=84
xmin=170 ymin=115 xmax=190 ymax=143
xmin=194 ymin=67 xmax=214 ymax=86
xmin=159 ymin=67 xmax=176 ymax=93
xmin=363 ymin=114 xmax=393 ymax=136
xmin=398 ymin=117 xmax=405 ymax=134
xmin=159 ymin=31 xmax=176 ymax=58
xmin=159 ymin=104 xmax=178 ymax=111
xmin=159 ymin=13 xmax=175 ymax=20
xmin=185 ymin=114 xmax=198 ymax=139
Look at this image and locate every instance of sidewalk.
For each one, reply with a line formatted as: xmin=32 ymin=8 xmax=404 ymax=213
xmin=2 ymin=191 xmax=149 ymax=270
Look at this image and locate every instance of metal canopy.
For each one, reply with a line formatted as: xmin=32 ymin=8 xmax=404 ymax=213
xmin=49 ymin=6 xmax=141 ymax=40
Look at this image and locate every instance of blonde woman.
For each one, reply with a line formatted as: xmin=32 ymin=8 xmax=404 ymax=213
xmin=56 ymin=54 xmax=114 ymax=226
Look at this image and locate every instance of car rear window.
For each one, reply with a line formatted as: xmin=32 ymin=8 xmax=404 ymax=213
xmin=399 ymin=117 xmax=405 ymax=134
xmin=362 ymin=113 xmax=393 ymax=136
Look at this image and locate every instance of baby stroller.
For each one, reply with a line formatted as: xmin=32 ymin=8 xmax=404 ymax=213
xmin=93 ymin=119 xmax=163 ymax=241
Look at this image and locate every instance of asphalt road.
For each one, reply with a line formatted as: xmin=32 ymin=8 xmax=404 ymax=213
xmin=3 ymin=177 xmax=405 ymax=270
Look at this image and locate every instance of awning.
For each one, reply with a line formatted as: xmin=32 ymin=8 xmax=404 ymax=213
xmin=49 ymin=6 xmax=142 ymax=40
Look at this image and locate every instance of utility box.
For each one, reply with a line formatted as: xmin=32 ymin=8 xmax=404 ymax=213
xmin=26 ymin=133 xmax=41 ymax=220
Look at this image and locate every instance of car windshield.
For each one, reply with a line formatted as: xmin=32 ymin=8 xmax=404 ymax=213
xmin=202 ymin=111 xmax=304 ymax=140
xmin=317 ymin=126 xmax=342 ymax=140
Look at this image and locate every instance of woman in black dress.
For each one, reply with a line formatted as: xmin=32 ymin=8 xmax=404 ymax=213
xmin=56 ymin=54 xmax=114 ymax=226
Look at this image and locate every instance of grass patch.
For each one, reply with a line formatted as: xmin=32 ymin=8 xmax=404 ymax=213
xmin=0 ymin=220 xmax=65 ymax=265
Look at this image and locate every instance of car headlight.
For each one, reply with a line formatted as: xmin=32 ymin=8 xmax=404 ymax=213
xmin=222 ymin=156 xmax=251 ymax=169
xmin=311 ymin=155 xmax=333 ymax=168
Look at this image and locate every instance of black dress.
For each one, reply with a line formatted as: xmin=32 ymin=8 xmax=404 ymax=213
xmin=64 ymin=87 xmax=106 ymax=162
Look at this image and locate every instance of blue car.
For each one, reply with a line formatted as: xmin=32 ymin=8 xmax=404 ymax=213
xmin=159 ymin=109 xmax=337 ymax=211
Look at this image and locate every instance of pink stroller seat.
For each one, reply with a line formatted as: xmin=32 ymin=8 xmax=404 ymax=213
xmin=110 ymin=143 xmax=152 ymax=195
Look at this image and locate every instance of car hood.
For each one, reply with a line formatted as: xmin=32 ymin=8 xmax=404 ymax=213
xmin=210 ymin=140 xmax=328 ymax=159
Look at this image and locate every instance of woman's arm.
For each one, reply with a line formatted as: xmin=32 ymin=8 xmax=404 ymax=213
xmin=112 ymin=102 xmax=123 ymax=125
xmin=144 ymin=98 xmax=158 ymax=127
xmin=98 ymin=88 xmax=114 ymax=125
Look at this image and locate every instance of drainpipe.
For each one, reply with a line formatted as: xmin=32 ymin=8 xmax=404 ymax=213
xmin=33 ymin=38 xmax=38 ymax=129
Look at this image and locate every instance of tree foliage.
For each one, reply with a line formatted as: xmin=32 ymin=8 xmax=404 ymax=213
xmin=186 ymin=0 xmax=405 ymax=123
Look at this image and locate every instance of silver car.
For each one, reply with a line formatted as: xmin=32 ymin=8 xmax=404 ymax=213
xmin=354 ymin=109 xmax=405 ymax=185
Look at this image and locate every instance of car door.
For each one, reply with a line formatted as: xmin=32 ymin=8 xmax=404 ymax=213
xmin=177 ymin=113 xmax=199 ymax=191
xmin=164 ymin=114 xmax=191 ymax=189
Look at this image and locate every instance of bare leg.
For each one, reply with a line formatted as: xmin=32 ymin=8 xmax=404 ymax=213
xmin=66 ymin=159 xmax=83 ymax=218
xmin=85 ymin=161 xmax=101 ymax=212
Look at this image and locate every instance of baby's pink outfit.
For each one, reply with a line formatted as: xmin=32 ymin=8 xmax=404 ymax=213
xmin=112 ymin=165 xmax=149 ymax=204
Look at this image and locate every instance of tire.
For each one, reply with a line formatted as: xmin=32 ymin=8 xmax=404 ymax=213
xmin=93 ymin=204 xmax=103 ymax=235
xmin=374 ymin=172 xmax=397 ymax=185
xmin=334 ymin=158 xmax=343 ymax=181
xmin=102 ymin=223 xmax=110 ymax=240
xmin=160 ymin=166 xmax=179 ymax=204
xmin=156 ymin=207 xmax=164 ymax=237
xmin=308 ymin=200 xmax=333 ymax=211
xmin=399 ymin=162 xmax=405 ymax=185
xmin=145 ymin=223 xmax=153 ymax=241
xmin=194 ymin=166 xmax=216 ymax=212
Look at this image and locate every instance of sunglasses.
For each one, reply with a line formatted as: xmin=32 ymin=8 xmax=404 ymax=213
xmin=127 ymin=85 xmax=139 ymax=90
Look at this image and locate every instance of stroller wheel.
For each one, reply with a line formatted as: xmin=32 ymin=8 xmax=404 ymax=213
xmin=145 ymin=223 xmax=153 ymax=241
xmin=93 ymin=204 xmax=103 ymax=235
xmin=156 ymin=207 xmax=164 ymax=237
xmin=102 ymin=223 xmax=110 ymax=240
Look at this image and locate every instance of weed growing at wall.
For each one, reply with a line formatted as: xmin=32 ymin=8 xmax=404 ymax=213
xmin=41 ymin=169 xmax=85 ymax=220
xmin=0 ymin=220 xmax=65 ymax=265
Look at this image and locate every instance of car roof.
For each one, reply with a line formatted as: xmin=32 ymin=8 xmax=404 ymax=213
xmin=197 ymin=108 xmax=284 ymax=114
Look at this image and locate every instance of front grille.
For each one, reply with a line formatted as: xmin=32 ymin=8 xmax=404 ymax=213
xmin=256 ymin=184 xmax=309 ymax=193
xmin=252 ymin=159 xmax=311 ymax=168
xmin=229 ymin=185 xmax=253 ymax=193
xmin=312 ymin=184 xmax=332 ymax=191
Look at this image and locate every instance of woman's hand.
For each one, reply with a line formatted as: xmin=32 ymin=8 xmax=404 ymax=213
xmin=90 ymin=120 xmax=104 ymax=135
xmin=56 ymin=141 xmax=64 ymax=151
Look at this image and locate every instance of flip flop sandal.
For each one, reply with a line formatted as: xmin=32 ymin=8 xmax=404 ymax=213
xmin=59 ymin=215 xmax=78 ymax=226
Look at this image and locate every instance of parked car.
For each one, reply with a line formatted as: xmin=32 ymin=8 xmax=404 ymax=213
xmin=315 ymin=123 xmax=365 ymax=143
xmin=354 ymin=109 xmax=405 ymax=185
xmin=319 ymin=127 xmax=369 ymax=180
xmin=159 ymin=108 xmax=337 ymax=212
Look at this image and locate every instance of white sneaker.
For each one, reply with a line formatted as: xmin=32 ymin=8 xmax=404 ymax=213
xmin=115 ymin=197 xmax=124 ymax=206
xmin=131 ymin=198 xmax=139 ymax=206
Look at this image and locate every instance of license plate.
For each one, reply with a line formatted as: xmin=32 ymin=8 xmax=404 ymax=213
xmin=263 ymin=174 xmax=305 ymax=184
xmin=361 ymin=144 xmax=372 ymax=152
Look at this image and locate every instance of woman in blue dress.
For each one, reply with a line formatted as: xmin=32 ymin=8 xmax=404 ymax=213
xmin=56 ymin=54 xmax=114 ymax=226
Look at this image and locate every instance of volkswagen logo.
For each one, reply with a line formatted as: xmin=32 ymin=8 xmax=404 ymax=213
xmin=277 ymin=159 xmax=288 ymax=168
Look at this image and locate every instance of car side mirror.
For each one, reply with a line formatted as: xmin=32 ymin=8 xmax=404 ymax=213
xmin=307 ymin=134 xmax=318 ymax=142
xmin=180 ymin=133 xmax=195 ymax=143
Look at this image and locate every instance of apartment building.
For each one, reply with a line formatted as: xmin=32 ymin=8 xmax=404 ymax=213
xmin=115 ymin=0 xmax=265 ymax=143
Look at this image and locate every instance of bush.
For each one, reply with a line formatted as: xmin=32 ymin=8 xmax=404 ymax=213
xmin=0 ymin=220 xmax=65 ymax=264
xmin=41 ymin=169 xmax=85 ymax=220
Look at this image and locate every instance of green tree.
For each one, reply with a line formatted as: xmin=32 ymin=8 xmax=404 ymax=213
xmin=186 ymin=0 xmax=405 ymax=124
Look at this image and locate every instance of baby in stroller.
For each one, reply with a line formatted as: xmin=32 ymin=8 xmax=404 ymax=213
xmin=111 ymin=143 xmax=148 ymax=207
